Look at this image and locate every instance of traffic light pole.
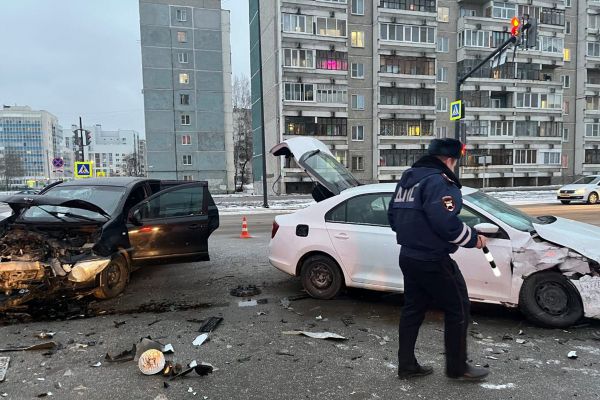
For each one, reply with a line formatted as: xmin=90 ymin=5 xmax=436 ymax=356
xmin=454 ymin=35 xmax=517 ymax=177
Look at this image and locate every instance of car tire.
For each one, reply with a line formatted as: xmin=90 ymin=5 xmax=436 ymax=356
xmin=93 ymin=255 xmax=130 ymax=300
xmin=587 ymin=192 xmax=599 ymax=205
xmin=519 ymin=271 xmax=583 ymax=328
xmin=560 ymin=200 xmax=571 ymax=205
xmin=300 ymin=255 xmax=343 ymax=300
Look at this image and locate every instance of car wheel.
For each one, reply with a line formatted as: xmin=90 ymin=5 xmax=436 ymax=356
xmin=300 ymin=255 xmax=343 ymax=300
xmin=587 ymin=192 xmax=599 ymax=205
xmin=519 ymin=271 xmax=583 ymax=328
xmin=93 ymin=255 xmax=130 ymax=300
xmin=560 ymin=200 xmax=571 ymax=205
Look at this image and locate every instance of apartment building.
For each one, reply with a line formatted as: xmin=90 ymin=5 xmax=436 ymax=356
xmin=139 ymin=0 xmax=235 ymax=192
xmin=250 ymin=0 xmax=589 ymax=193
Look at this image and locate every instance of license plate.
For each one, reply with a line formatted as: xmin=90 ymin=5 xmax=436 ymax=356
xmin=0 ymin=357 xmax=9 ymax=382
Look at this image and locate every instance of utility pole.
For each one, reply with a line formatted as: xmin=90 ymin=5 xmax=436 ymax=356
xmin=256 ymin=1 xmax=269 ymax=208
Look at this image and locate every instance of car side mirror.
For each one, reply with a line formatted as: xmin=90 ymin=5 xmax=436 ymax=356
xmin=474 ymin=223 xmax=500 ymax=237
xmin=129 ymin=209 xmax=143 ymax=226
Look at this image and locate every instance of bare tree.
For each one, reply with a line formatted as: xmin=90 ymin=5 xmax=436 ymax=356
xmin=122 ymin=153 xmax=139 ymax=177
xmin=233 ymin=75 xmax=253 ymax=192
xmin=0 ymin=150 xmax=25 ymax=190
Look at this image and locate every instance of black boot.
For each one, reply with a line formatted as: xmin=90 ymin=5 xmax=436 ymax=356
xmin=397 ymin=364 xmax=434 ymax=379
xmin=447 ymin=364 xmax=489 ymax=381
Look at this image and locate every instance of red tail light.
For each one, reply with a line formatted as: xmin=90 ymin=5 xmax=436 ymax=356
xmin=271 ymin=221 xmax=280 ymax=239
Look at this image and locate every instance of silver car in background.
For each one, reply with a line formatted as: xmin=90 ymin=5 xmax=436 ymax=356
xmin=557 ymin=175 xmax=600 ymax=204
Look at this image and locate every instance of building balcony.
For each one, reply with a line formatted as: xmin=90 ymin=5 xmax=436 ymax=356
xmin=282 ymin=31 xmax=348 ymax=45
xmin=283 ymin=0 xmax=349 ymax=10
xmin=379 ymin=41 xmax=436 ymax=56
xmin=461 ymin=78 xmax=562 ymax=92
xmin=379 ymin=79 xmax=435 ymax=90
xmin=283 ymin=67 xmax=349 ymax=77
xmin=457 ymin=47 xmax=565 ymax=67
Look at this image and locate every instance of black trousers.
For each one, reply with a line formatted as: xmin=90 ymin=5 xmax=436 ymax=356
xmin=397 ymin=254 xmax=470 ymax=377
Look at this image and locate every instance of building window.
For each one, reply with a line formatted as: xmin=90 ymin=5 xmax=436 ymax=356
xmin=179 ymin=73 xmax=189 ymax=84
xmin=182 ymin=155 xmax=192 ymax=165
xmin=586 ymin=123 xmax=600 ymax=137
xmin=351 ymin=63 xmax=364 ymax=78
xmin=537 ymin=36 xmax=564 ymax=54
xmin=351 ymin=31 xmax=365 ymax=47
xmin=458 ymin=30 xmax=491 ymax=48
xmin=490 ymin=1 xmax=516 ymax=20
xmin=380 ymin=23 xmax=435 ymax=44
xmin=332 ymin=150 xmax=348 ymax=167
xmin=380 ymin=149 xmax=427 ymax=167
xmin=516 ymin=93 xmax=562 ymax=109
xmin=539 ymin=151 xmax=561 ymax=165
xmin=351 ymin=156 xmax=364 ymax=171
xmin=284 ymin=117 xmax=347 ymax=136
xmin=316 ymin=84 xmax=347 ymax=103
xmin=282 ymin=14 xmax=314 ymax=34
xmin=563 ymin=100 xmax=570 ymax=115
xmin=176 ymin=9 xmax=187 ymax=22
xmin=177 ymin=31 xmax=187 ymax=43
xmin=436 ymin=97 xmax=448 ymax=112
xmin=380 ymin=0 xmax=435 ymax=12
xmin=564 ymin=48 xmax=571 ymax=61
xmin=352 ymin=0 xmax=364 ymax=15
xmin=437 ymin=36 xmax=449 ymax=52
xmin=316 ymin=50 xmax=348 ymax=70
xmin=351 ymin=94 xmax=365 ymax=110
xmin=436 ymin=126 xmax=447 ymax=138
xmin=515 ymin=149 xmax=537 ymax=165
xmin=490 ymin=121 xmax=513 ymax=136
xmin=586 ymin=149 xmax=600 ymax=164
xmin=561 ymin=75 xmax=570 ymax=88
xmin=540 ymin=8 xmax=565 ymax=26
xmin=380 ymin=56 xmax=435 ymax=75
xmin=437 ymin=67 xmax=448 ymax=83
xmin=380 ymin=119 xmax=433 ymax=137
xmin=183 ymin=175 xmax=193 ymax=181
xmin=566 ymin=0 xmax=571 ymax=7
xmin=178 ymin=52 xmax=189 ymax=63
xmin=283 ymin=49 xmax=315 ymax=68
xmin=182 ymin=135 xmax=191 ymax=145
xmin=566 ymin=21 xmax=571 ymax=35
xmin=283 ymin=83 xmax=314 ymax=102
xmin=380 ymin=88 xmax=435 ymax=106
xmin=181 ymin=114 xmax=191 ymax=125
xmin=180 ymin=94 xmax=190 ymax=105
xmin=437 ymin=7 xmax=450 ymax=22
xmin=563 ymin=127 xmax=569 ymax=142
xmin=316 ymin=17 xmax=347 ymax=37
xmin=352 ymin=125 xmax=364 ymax=141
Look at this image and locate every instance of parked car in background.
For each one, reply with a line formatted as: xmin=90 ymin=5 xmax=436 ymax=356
xmin=269 ymin=138 xmax=600 ymax=328
xmin=557 ymin=175 xmax=600 ymax=204
xmin=0 ymin=178 xmax=219 ymax=311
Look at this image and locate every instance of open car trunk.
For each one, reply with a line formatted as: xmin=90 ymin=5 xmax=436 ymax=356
xmin=270 ymin=137 xmax=361 ymax=202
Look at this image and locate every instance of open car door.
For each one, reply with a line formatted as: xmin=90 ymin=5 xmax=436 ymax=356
xmin=271 ymin=137 xmax=360 ymax=201
xmin=127 ymin=182 xmax=212 ymax=262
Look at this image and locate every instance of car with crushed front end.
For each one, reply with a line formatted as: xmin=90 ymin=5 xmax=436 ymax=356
xmin=269 ymin=138 xmax=600 ymax=328
xmin=557 ymin=175 xmax=600 ymax=204
xmin=0 ymin=177 xmax=219 ymax=311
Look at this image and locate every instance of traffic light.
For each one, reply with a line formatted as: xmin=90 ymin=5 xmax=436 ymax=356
xmin=85 ymin=130 xmax=92 ymax=146
xmin=510 ymin=17 xmax=520 ymax=37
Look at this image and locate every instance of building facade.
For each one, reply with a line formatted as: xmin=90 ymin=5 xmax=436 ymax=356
xmin=139 ymin=0 xmax=235 ymax=192
xmin=0 ymin=105 xmax=63 ymax=186
xmin=250 ymin=0 xmax=593 ymax=193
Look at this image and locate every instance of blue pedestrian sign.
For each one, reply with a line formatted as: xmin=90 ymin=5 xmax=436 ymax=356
xmin=450 ymin=100 xmax=463 ymax=121
xmin=74 ymin=162 xmax=93 ymax=178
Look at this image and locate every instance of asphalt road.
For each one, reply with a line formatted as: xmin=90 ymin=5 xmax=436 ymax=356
xmin=0 ymin=203 xmax=599 ymax=399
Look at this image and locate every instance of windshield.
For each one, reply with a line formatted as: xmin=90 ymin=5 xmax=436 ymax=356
xmin=573 ymin=176 xmax=598 ymax=185
xmin=464 ymin=191 xmax=536 ymax=232
xmin=20 ymin=185 xmax=125 ymax=221
xmin=301 ymin=151 xmax=360 ymax=194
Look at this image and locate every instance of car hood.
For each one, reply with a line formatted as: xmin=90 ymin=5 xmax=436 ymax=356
xmin=560 ymin=184 xmax=591 ymax=191
xmin=0 ymin=194 xmax=111 ymax=218
xmin=533 ymin=217 xmax=600 ymax=261
xmin=270 ymin=137 xmax=360 ymax=197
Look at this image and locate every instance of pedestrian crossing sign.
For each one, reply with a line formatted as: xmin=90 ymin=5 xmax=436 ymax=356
xmin=450 ymin=100 xmax=463 ymax=121
xmin=74 ymin=162 xmax=93 ymax=178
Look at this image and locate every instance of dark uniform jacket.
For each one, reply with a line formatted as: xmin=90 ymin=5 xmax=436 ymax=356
xmin=387 ymin=156 xmax=478 ymax=261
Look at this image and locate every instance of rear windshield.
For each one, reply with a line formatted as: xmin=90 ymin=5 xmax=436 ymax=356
xmin=301 ymin=151 xmax=360 ymax=194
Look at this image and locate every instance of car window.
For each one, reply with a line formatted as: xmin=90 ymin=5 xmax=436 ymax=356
xmin=574 ymin=176 xmax=597 ymax=185
xmin=124 ymin=186 xmax=147 ymax=213
xmin=459 ymin=205 xmax=491 ymax=228
xmin=326 ymin=194 xmax=392 ymax=226
xmin=464 ymin=191 xmax=535 ymax=232
xmin=139 ymin=185 xmax=204 ymax=219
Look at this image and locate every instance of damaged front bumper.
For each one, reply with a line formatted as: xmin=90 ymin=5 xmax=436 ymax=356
xmin=0 ymin=257 xmax=111 ymax=311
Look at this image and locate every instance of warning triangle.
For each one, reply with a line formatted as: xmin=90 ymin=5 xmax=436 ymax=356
xmin=78 ymin=164 xmax=90 ymax=175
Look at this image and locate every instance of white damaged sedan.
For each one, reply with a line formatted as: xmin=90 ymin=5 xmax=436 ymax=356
xmin=269 ymin=138 xmax=600 ymax=328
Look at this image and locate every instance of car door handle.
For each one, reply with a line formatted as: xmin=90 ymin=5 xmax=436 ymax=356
xmin=188 ymin=224 xmax=202 ymax=229
xmin=334 ymin=233 xmax=349 ymax=240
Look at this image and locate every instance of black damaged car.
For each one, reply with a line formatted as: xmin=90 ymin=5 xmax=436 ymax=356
xmin=0 ymin=177 xmax=219 ymax=311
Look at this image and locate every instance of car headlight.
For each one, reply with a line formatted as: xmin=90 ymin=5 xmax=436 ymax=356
xmin=68 ymin=258 xmax=111 ymax=283
xmin=575 ymin=189 xmax=586 ymax=194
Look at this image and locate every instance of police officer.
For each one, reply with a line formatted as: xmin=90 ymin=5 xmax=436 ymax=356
xmin=388 ymin=138 xmax=489 ymax=381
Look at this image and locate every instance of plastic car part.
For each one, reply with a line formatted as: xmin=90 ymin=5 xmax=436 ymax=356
xmin=519 ymin=271 xmax=584 ymax=328
xmin=230 ymin=285 xmax=261 ymax=297
xmin=198 ymin=317 xmax=223 ymax=333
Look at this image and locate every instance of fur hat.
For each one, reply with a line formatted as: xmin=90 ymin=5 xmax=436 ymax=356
xmin=427 ymin=138 xmax=464 ymax=159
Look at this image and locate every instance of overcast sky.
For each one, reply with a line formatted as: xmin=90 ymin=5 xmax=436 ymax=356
xmin=0 ymin=0 xmax=250 ymax=136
